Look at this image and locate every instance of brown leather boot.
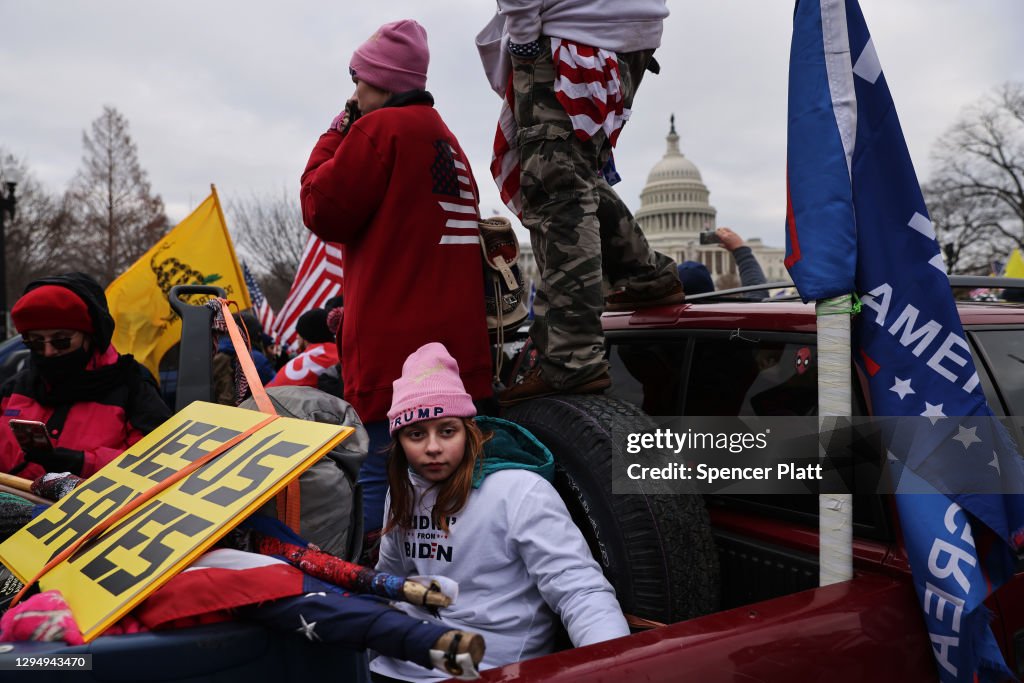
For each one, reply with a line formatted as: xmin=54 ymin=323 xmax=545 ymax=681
xmin=498 ymin=367 xmax=611 ymax=407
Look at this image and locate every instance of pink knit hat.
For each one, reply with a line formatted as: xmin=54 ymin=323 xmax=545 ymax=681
xmin=349 ymin=20 xmax=429 ymax=94
xmin=388 ymin=342 xmax=476 ymax=434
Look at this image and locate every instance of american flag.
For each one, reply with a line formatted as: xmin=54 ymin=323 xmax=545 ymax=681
xmin=431 ymin=140 xmax=480 ymax=246
xmin=273 ymin=234 xmax=343 ymax=350
xmin=490 ymin=38 xmax=628 ymax=218
xmin=242 ymin=261 xmax=276 ymax=334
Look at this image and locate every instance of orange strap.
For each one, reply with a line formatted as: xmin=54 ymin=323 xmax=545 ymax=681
xmin=217 ymin=299 xmax=274 ymax=415
xmin=9 ymin=413 xmax=278 ymax=608
xmin=215 ymin=299 xmax=301 ymax=533
xmin=625 ymin=614 xmax=667 ymax=630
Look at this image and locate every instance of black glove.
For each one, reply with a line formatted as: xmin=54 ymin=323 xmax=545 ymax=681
xmin=24 ymin=447 xmax=85 ymax=476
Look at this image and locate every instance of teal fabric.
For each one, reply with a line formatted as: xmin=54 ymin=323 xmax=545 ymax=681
xmin=472 ymin=416 xmax=554 ymax=487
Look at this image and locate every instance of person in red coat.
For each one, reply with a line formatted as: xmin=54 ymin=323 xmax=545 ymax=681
xmin=300 ymin=19 xmax=493 ymax=535
xmin=0 ymin=273 xmax=171 ymax=479
xmin=268 ymin=308 xmax=339 ymax=389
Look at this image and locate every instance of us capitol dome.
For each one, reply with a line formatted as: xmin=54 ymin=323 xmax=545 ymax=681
xmin=518 ymin=115 xmax=789 ymax=292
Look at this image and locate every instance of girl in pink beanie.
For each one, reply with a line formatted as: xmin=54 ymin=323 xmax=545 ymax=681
xmin=372 ymin=343 xmax=628 ymax=681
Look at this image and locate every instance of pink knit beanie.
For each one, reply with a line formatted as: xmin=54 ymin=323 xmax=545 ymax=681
xmin=349 ymin=20 xmax=429 ymax=94
xmin=388 ymin=342 xmax=476 ymax=434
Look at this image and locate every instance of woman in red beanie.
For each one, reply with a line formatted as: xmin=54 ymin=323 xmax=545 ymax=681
xmin=1 ymin=272 xmax=171 ymax=478
xmin=300 ymin=19 xmax=493 ymax=538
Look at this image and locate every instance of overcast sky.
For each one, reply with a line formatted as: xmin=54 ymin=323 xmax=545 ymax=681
xmin=2 ymin=1 xmax=1023 ymax=249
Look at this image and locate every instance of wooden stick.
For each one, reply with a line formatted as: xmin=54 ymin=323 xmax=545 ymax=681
xmin=402 ymin=580 xmax=452 ymax=608
xmin=0 ymin=472 xmax=34 ymax=493
xmin=0 ymin=482 xmax=50 ymax=505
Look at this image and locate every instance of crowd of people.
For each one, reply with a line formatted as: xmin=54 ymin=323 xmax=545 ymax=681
xmin=0 ymin=3 xmax=767 ymax=680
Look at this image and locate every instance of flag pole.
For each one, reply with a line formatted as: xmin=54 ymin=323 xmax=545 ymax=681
xmin=817 ymin=294 xmax=853 ymax=585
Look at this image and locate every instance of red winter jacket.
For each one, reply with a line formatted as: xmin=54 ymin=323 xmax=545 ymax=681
xmin=300 ymin=94 xmax=492 ymax=422
xmin=1 ymin=345 xmax=171 ymax=480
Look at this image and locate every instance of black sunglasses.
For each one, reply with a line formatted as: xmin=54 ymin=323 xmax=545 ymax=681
xmin=23 ymin=336 xmax=77 ymax=353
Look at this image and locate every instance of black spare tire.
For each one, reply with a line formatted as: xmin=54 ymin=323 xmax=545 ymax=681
xmin=503 ymin=394 xmax=719 ymax=623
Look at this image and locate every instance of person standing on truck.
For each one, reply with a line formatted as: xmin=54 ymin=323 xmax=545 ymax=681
xmin=299 ymin=19 xmax=494 ymax=538
xmin=0 ymin=273 xmax=171 ymax=479
xmin=478 ymin=1 xmax=683 ymax=407
xmin=373 ymin=342 xmax=629 ymax=681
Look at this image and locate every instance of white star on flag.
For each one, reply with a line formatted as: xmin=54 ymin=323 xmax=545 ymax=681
xmin=890 ymin=377 xmax=915 ymax=400
xmin=296 ymin=614 xmax=321 ymax=642
xmin=852 ymin=37 xmax=882 ymax=84
xmin=304 ymin=592 xmax=327 ymax=598
xmin=989 ymin=451 xmax=1001 ymax=474
xmin=921 ymin=402 xmax=946 ymax=425
xmin=952 ymin=425 xmax=982 ymax=450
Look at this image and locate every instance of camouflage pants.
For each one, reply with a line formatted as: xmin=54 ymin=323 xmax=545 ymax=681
xmin=512 ymin=38 xmax=678 ymax=388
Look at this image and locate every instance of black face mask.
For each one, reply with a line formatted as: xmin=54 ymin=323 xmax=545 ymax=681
xmin=31 ymin=346 xmax=92 ymax=383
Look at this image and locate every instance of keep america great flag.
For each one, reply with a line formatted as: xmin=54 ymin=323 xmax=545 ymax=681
xmin=785 ymin=0 xmax=1024 ymax=680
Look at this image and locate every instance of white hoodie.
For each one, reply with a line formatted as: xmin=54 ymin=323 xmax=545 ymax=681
xmin=372 ymin=468 xmax=629 ymax=681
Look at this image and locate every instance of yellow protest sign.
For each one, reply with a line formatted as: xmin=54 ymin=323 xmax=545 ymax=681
xmin=106 ymin=185 xmax=251 ymax=380
xmin=0 ymin=402 xmax=352 ymax=642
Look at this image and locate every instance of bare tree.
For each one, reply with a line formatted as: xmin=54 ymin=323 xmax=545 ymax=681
xmin=0 ymin=150 xmax=73 ymax=305
xmin=65 ymin=106 xmax=168 ymax=286
xmin=227 ymin=189 xmax=307 ymax=308
xmin=925 ymin=180 xmax=1010 ymax=275
xmin=929 ymin=82 xmax=1024 ymax=270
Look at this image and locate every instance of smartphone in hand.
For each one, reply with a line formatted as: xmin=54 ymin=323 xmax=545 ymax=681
xmin=8 ymin=419 xmax=54 ymax=453
xmin=343 ymin=100 xmax=362 ymax=132
xmin=699 ymin=230 xmax=721 ymax=245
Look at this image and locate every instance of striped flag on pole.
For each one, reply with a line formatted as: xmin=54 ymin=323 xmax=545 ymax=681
xmin=274 ymin=234 xmax=343 ymax=350
xmin=242 ymin=261 xmax=276 ymax=334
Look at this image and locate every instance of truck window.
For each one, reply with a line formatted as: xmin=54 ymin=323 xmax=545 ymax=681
xmin=969 ymin=329 xmax=1024 ymax=416
xmin=684 ymin=338 xmax=818 ymax=417
xmin=608 ymin=339 xmax=688 ymax=416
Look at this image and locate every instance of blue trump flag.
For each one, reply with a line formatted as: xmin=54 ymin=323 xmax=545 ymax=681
xmin=786 ymin=1 xmax=1024 ymax=681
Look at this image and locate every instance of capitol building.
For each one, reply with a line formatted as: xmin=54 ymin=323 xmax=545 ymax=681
xmin=519 ymin=117 xmax=789 ymax=292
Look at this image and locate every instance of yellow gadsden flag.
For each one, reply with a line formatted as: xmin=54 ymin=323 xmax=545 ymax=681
xmin=106 ymin=186 xmax=251 ymax=379
xmin=1004 ymin=249 xmax=1024 ymax=279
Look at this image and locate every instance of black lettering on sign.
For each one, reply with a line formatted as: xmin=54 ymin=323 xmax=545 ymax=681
xmin=117 ymin=421 xmax=242 ymax=482
xmin=77 ymin=501 xmax=213 ymax=596
xmin=24 ymin=475 xmax=136 ymax=561
xmin=178 ymin=431 xmax=306 ymax=508
xmin=116 ymin=421 xmax=195 ymax=473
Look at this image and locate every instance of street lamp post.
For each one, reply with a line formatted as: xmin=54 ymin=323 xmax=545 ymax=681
xmin=0 ymin=178 xmax=16 ymax=340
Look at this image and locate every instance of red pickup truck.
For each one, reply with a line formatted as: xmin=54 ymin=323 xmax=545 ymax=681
xmin=3 ymin=280 xmax=1020 ymax=682
xmin=491 ymin=278 xmax=1024 ymax=682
